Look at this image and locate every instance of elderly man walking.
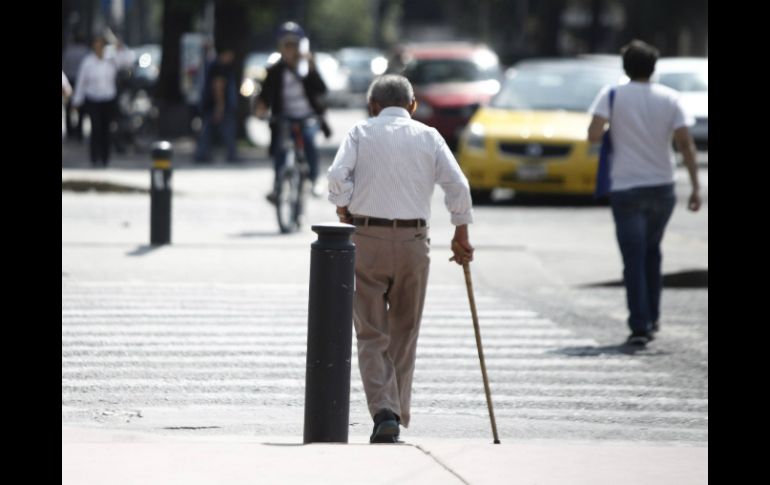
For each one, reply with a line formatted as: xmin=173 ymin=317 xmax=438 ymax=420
xmin=327 ymin=74 xmax=474 ymax=443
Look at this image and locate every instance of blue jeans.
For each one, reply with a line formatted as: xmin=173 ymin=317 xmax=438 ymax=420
xmin=273 ymin=120 xmax=319 ymax=187
xmin=195 ymin=110 xmax=237 ymax=161
xmin=610 ymin=184 xmax=676 ymax=333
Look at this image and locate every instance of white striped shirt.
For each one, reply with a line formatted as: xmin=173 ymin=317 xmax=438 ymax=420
xmin=327 ymin=107 xmax=473 ymax=225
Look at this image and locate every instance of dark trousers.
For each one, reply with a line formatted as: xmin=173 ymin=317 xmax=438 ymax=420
xmin=194 ymin=110 xmax=237 ymax=162
xmin=272 ymin=121 xmax=319 ymax=187
xmin=85 ymin=99 xmax=116 ymax=166
xmin=610 ymin=183 xmax=676 ymax=333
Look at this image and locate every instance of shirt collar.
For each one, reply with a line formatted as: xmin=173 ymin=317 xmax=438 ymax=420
xmin=378 ymin=106 xmax=411 ymax=119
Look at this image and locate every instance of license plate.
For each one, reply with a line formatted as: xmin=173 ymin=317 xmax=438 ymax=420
xmin=517 ymin=163 xmax=547 ymax=181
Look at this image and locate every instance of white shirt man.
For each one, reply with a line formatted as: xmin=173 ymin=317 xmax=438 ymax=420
xmin=327 ymin=74 xmax=474 ymax=444
xmin=72 ymin=45 xmax=134 ymax=106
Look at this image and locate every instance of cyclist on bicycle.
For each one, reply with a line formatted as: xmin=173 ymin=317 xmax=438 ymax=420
xmin=254 ymin=22 xmax=332 ymax=203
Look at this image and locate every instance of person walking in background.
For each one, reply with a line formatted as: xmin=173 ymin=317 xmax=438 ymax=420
xmin=62 ymin=71 xmax=72 ymax=142
xmin=71 ymin=34 xmax=134 ymax=167
xmin=194 ymin=47 xmax=240 ymax=163
xmin=62 ymin=32 xmax=89 ymax=142
xmin=62 ymin=71 xmax=72 ymax=100
xmin=588 ymin=40 xmax=701 ymax=347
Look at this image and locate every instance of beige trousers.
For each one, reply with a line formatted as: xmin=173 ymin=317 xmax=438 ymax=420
xmin=352 ymin=223 xmax=430 ymax=428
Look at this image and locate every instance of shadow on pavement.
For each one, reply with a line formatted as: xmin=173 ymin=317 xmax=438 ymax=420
xmin=474 ymin=192 xmax=609 ymax=208
xmin=229 ymin=231 xmax=289 ymax=238
xmin=62 ymin=180 xmax=149 ymax=194
xmin=127 ymin=245 xmax=165 ymax=257
xmin=582 ymin=269 xmax=708 ymax=289
xmin=550 ymin=344 xmax=670 ymax=357
xmin=162 ymin=426 xmax=222 ymax=431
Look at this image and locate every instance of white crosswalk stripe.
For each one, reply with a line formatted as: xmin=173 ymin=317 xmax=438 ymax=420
xmin=62 ymin=282 xmax=707 ymax=442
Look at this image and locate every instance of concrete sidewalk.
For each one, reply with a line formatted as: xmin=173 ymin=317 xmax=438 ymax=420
xmin=62 ymin=426 xmax=707 ymax=485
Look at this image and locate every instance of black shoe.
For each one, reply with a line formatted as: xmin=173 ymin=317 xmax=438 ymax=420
xmin=626 ymin=331 xmax=653 ymax=346
xmin=651 ymin=321 xmax=660 ymax=333
xmin=266 ymin=191 xmax=278 ymax=205
xmin=370 ymin=409 xmax=400 ymax=444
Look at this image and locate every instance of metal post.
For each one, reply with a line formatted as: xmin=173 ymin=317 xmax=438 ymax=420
xmin=303 ymin=223 xmax=356 ymax=443
xmin=150 ymin=141 xmax=173 ymax=245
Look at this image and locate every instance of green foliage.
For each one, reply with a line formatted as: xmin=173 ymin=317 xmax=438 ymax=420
xmin=307 ymin=0 xmax=375 ymax=48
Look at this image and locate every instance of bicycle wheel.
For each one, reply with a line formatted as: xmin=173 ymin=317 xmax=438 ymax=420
xmin=292 ymin=156 xmax=310 ymax=230
xmin=276 ymin=164 xmax=301 ymax=234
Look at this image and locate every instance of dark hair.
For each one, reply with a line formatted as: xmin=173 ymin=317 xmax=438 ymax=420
xmin=621 ymin=40 xmax=659 ymax=79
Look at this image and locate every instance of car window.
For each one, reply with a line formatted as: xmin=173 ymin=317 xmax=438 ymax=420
xmin=245 ymin=54 xmax=269 ymax=68
xmin=404 ymin=59 xmax=500 ymax=85
xmin=491 ymin=66 xmax=622 ymax=112
xmin=338 ymin=49 xmax=380 ymax=70
xmin=657 ymin=72 xmax=708 ymax=93
xmin=342 ymin=58 xmax=373 ymax=70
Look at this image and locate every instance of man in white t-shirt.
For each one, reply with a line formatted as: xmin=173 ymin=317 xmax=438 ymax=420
xmin=587 ymin=40 xmax=701 ymax=347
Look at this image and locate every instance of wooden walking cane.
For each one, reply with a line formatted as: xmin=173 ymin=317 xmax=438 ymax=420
xmin=451 ymin=242 xmax=501 ymax=444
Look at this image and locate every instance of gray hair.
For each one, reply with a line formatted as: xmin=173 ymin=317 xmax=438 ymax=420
xmin=366 ymin=74 xmax=414 ymax=107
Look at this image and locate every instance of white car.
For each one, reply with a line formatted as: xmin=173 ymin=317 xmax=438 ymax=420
xmin=314 ymin=52 xmax=350 ymax=107
xmin=654 ymin=57 xmax=708 ymax=151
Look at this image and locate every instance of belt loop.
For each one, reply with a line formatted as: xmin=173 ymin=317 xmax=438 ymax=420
xmin=364 ymin=217 xmax=369 ymax=227
xmin=417 ymin=219 xmax=422 ymax=229
xmin=392 ymin=219 xmax=397 ymax=229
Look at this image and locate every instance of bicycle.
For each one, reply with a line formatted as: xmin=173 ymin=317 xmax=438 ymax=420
xmin=269 ymin=115 xmax=316 ymax=234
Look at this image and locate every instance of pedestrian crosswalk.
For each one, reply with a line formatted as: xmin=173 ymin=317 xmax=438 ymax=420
xmin=62 ymin=282 xmax=707 ymax=442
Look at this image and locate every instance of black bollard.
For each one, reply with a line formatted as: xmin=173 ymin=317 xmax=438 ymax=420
xmin=304 ymin=223 xmax=356 ymax=444
xmin=150 ymin=141 xmax=173 ymax=245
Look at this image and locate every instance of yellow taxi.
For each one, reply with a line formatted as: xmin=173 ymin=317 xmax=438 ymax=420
xmin=458 ymin=59 xmax=626 ymax=200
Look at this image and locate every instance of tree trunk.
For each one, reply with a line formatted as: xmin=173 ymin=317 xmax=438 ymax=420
xmin=588 ymin=0 xmax=605 ymax=53
xmin=156 ymin=0 xmax=194 ymax=137
xmin=213 ymin=0 xmax=251 ymax=139
xmin=157 ymin=0 xmax=193 ymax=104
xmin=62 ymin=0 xmax=70 ymax=59
xmin=538 ymin=0 xmax=566 ymax=56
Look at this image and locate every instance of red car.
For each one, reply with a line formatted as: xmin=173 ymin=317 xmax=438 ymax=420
xmin=395 ymin=43 xmax=503 ymax=149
